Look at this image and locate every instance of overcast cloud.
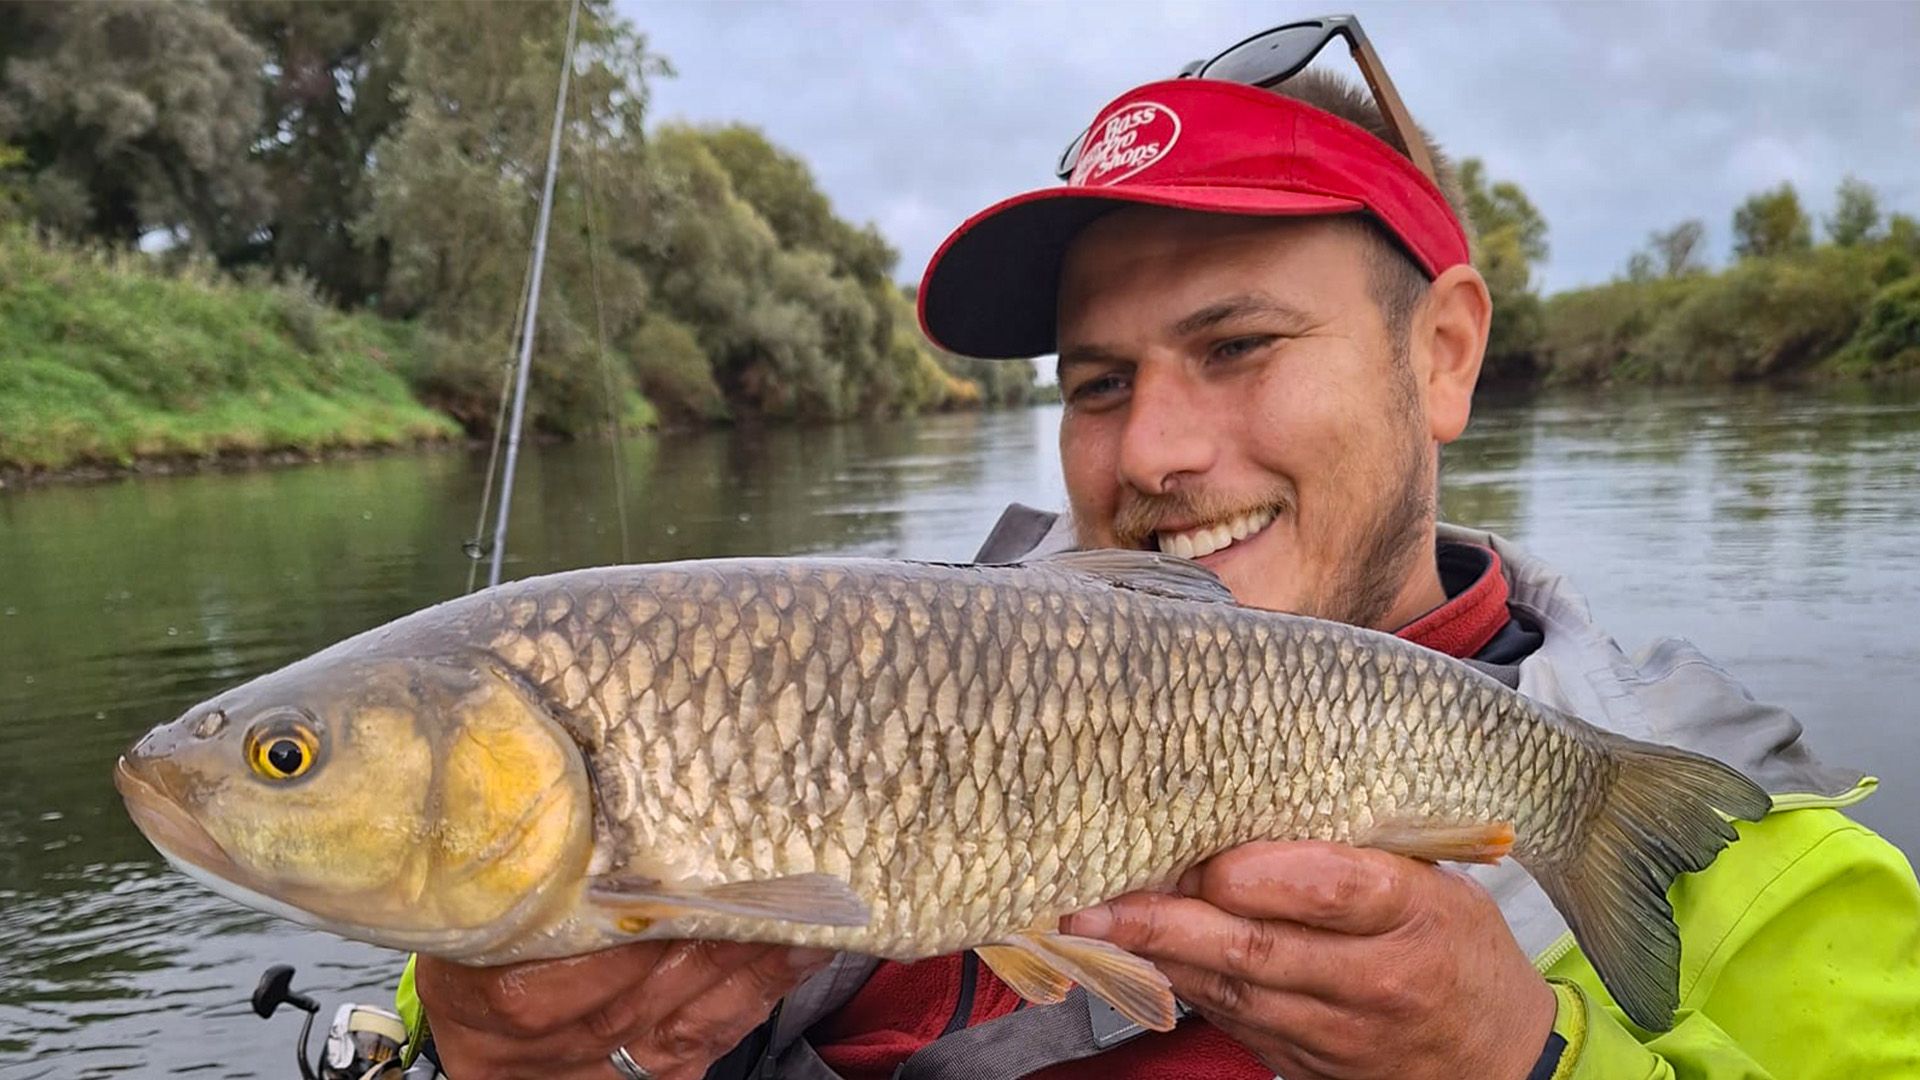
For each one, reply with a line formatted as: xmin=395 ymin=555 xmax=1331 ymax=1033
xmin=622 ymin=1 xmax=1920 ymax=294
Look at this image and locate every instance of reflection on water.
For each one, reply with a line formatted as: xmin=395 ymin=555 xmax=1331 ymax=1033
xmin=1 ymin=386 xmax=1916 ymax=1074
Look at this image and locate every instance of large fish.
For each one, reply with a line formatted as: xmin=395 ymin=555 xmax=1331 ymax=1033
xmin=115 ymin=551 xmax=1769 ymax=1032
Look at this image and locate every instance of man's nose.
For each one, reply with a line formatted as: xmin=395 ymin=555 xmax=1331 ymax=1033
xmin=1116 ymin=366 xmax=1218 ymax=495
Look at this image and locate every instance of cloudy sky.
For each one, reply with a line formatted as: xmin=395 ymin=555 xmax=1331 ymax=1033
xmin=622 ymin=1 xmax=1920 ymax=294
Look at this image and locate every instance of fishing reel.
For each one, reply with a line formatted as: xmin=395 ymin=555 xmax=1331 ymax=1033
xmin=251 ymin=964 xmax=434 ymax=1080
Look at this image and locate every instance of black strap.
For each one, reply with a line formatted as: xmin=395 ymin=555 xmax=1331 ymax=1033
xmin=1524 ymin=1031 xmax=1570 ymax=1080
xmin=891 ymin=988 xmax=1115 ymax=1080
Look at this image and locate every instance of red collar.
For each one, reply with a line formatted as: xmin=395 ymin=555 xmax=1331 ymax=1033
xmin=1395 ymin=546 xmax=1510 ymax=659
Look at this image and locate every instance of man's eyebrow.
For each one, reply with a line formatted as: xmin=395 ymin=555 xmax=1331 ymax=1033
xmin=1170 ymin=294 xmax=1315 ymax=337
xmin=1055 ymin=344 xmax=1132 ymax=380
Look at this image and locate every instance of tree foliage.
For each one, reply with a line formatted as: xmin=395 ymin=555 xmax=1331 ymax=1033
xmin=1825 ymin=175 xmax=1883 ymax=248
xmin=0 ymin=1 xmax=269 ymax=252
xmin=1 ymin=0 xmax=1031 ymax=441
xmin=1649 ymin=219 xmax=1708 ymax=278
xmin=1458 ymin=158 xmax=1548 ymax=381
xmin=1732 ymin=182 xmax=1813 ymax=259
xmin=217 ymin=0 xmax=408 ymax=305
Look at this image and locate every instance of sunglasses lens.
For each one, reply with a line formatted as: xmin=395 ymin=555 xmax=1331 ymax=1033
xmin=1056 ymin=127 xmax=1089 ymax=180
xmin=1201 ymin=24 xmax=1328 ymax=87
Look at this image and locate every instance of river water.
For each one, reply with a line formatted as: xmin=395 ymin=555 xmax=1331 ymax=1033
xmin=2 ymin=384 xmax=1916 ymax=1076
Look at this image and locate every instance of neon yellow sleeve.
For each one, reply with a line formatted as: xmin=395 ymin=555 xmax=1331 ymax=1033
xmin=1546 ymin=809 xmax=1920 ymax=1079
xmin=396 ymin=952 xmax=429 ymax=1066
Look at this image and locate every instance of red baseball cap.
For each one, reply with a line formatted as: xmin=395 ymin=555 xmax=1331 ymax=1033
xmin=916 ymin=78 xmax=1471 ymax=360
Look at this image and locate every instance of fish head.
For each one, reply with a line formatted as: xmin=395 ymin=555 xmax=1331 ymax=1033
xmin=115 ymin=652 xmax=595 ymax=957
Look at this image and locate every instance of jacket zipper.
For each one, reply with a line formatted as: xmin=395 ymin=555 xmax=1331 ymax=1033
xmin=939 ymin=953 xmax=981 ymax=1036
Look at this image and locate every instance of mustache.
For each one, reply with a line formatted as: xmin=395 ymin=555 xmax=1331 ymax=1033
xmin=1110 ymin=488 xmax=1293 ymax=548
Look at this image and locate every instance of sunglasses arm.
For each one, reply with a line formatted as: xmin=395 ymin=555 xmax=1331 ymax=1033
xmin=1347 ymin=35 xmax=1440 ymax=186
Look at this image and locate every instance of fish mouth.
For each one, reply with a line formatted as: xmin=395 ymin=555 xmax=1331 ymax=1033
xmin=114 ymin=756 xmax=245 ymax=883
xmin=1154 ymin=505 xmax=1279 ymax=561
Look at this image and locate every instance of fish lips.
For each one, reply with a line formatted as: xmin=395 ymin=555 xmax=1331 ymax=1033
xmin=114 ymin=756 xmax=246 ymax=884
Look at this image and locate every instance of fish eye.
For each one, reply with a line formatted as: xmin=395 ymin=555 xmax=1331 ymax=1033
xmin=245 ymin=714 xmax=321 ymax=782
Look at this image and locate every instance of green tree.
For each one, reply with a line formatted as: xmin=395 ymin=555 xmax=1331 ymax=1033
xmin=359 ymin=0 xmax=663 ymax=431
xmin=1650 ymin=219 xmax=1708 ymax=277
xmin=696 ymin=124 xmax=897 ymax=281
xmin=0 ymin=1 xmax=270 ymax=252
xmin=1825 ymin=175 xmax=1882 ymax=248
xmin=219 ymin=0 xmax=409 ymax=304
xmin=1732 ymin=182 xmax=1813 ymax=259
xmin=1458 ymin=158 xmax=1548 ymax=378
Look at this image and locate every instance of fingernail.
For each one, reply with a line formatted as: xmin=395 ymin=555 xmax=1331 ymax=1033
xmin=1064 ymin=904 xmax=1112 ymax=937
xmin=788 ymin=947 xmax=835 ymax=972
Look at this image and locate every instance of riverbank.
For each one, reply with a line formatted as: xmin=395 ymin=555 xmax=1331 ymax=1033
xmin=1488 ymin=238 xmax=1920 ymax=387
xmin=0 ymin=230 xmax=463 ymax=478
xmin=0 ymin=229 xmax=1028 ymax=485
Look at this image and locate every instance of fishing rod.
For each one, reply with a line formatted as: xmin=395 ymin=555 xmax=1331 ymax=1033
xmin=486 ymin=0 xmax=583 ymax=588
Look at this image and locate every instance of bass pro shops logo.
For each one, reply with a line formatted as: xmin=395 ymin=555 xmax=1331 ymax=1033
xmin=1070 ymin=101 xmax=1180 ymax=186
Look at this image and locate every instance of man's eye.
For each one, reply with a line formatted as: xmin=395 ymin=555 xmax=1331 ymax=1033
xmin=1066 ymin=375 xmax=1128 ymax=404
xmin=1211 ymin=335 xmax=1275 ymax=363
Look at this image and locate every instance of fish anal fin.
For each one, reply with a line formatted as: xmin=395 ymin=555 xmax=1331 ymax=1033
xmin=588 ymin=872 xmax=869 ymax=927
xmin=976 ymin=944 xmax=1073 ymax=1006
xmin=1010 ymin=932 xmax=1176 ymax=1032
xmin=1358 ymin=818 xmax=1515 ymax=864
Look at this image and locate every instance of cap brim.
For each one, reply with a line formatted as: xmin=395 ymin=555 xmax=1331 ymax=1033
xmin=918 ymin=184 xmax=1364 ymax=360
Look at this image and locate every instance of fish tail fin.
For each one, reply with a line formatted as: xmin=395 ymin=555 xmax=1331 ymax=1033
xmin=1526 ymin=731 xmax=1771 ymax=1032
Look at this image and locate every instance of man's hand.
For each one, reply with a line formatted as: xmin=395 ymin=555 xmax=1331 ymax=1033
xmin=415 ymin=941 xmax=835 ymax=1080
xmin=1062 ymin=841 xmax=1556 ymax=1080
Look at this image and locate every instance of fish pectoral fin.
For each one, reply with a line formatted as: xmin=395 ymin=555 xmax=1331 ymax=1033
xmin=1025 ymin=549 xmax=1236 ymax=605
xmin=993 ymin=932 xmax=1177 ymax=1032
xmin=587 ymin=872 xmax=870 ymax=927
xmin=1357 ymin=818 xmax=1516 ymax=865
xmin=976 ymin=944 xmax=1073 ymax=1006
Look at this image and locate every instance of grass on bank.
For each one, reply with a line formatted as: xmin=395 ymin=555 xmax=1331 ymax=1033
xmin=0 ymin=229 xmax=461 ymax=473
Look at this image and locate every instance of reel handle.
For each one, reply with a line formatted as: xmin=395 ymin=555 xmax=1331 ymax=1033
xmin=250 ymin=964 xmax=322 ymax=1080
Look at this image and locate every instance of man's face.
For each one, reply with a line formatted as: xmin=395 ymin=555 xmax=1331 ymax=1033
xmin=1055 ymin=207 xmax=1441 ymax=628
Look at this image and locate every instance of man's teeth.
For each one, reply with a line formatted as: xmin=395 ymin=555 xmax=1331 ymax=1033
xmin=1156 ymin=507 xmax=1276 ymax=559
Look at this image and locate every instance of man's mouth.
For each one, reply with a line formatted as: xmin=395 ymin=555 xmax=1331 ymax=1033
xmin=1154 ymin=506 xmax=1277 ymax=560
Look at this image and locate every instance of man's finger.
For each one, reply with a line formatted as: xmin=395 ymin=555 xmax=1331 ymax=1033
xmin=579 ymin=941 xmax=777 ymax=1043
xmin=417 ymin=941 xmax=672 ymax=1039
xmin=618 ymin=946 xmax=837 ymax=1075
xmin=1062 ymin=891 xmax=1353 ymax=996
xmin=1181 ymin=841 xmax=1430 ymax=935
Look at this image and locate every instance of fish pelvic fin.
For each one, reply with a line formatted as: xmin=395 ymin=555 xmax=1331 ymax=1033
xmin=1358 ymin=819 xmax=1516 ymax=864
xmin=588 ymin=872 xmax=870 ymax=928
xmin=984 ymin=932 xmax=1177 ymax=1032
xmin=975 ymin=944 xmax=1072 ymax=1006
xmin=1530 ymin=731 xmax=1771 ymax=1033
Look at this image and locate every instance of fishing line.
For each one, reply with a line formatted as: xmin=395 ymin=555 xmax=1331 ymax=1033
xmin=580 ymin=133 xmax=633 ymax=563
xmin=463 ymin=251 xmax=539 ymax=595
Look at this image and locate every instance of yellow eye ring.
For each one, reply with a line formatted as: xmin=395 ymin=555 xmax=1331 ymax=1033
xmin=246 ymin=722 xmax=320 ymax=781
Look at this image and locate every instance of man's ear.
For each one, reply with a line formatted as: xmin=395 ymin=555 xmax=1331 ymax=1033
xmin=1415 ymin=264 xmax=1492 ymax=445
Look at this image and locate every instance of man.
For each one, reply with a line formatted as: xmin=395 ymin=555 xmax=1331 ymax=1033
xmin=400 ymin=17 xmax=1920 ymax=1079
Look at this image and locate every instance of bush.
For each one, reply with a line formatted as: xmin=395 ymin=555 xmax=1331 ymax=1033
xmin=1829 ymin=275 xmax=1920 ymax=377
xmin=1629 ymin=247 xmax=1880 ymax=381
xmin=1534 ymin=277 xmax=1702 ymax=384
xmin=627 ymin=316 xmax=728 ymax=422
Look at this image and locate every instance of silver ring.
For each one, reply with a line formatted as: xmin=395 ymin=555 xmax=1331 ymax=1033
xmin=607 ymin=1046 xmax=655 ymax=1080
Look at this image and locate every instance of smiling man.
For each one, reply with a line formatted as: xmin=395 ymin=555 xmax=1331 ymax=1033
xmin=399 ymin=19 xmax=1920 ymax=1080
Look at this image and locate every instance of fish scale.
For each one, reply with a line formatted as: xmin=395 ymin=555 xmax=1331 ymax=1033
xmin=119 ymin=549 xmax=1772 ymax=1033
xmin=473 ymin=559 xmax=1538 ymax=954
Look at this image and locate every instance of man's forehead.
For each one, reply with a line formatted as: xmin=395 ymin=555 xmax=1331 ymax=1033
xmin=1057 ymin=210 xmax=1368 ymax=340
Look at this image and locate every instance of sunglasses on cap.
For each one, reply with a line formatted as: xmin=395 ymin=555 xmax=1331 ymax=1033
xmin=1052 ymin=14 xmax=1437 ymax=186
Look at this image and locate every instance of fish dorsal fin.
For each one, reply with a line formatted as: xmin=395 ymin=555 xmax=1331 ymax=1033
xmin=1029 ymin=549 xmax=1236 ymax=605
